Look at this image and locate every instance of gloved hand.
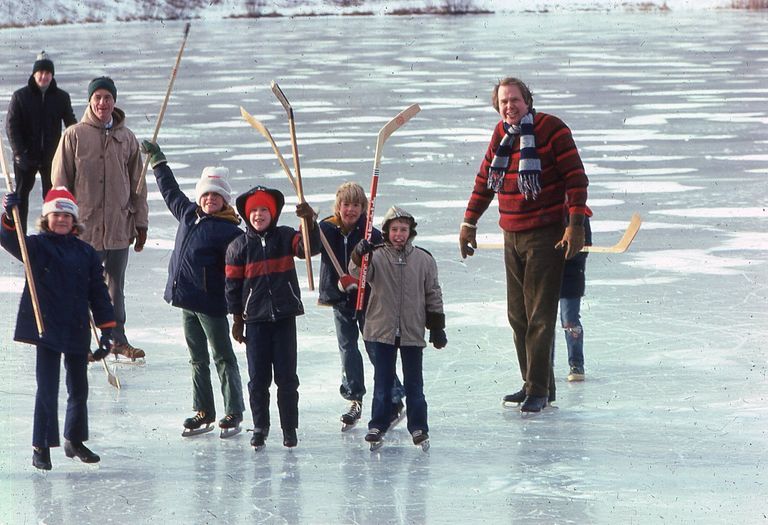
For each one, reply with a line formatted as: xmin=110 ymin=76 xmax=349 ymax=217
xmin=459 ymin=223 xmax=477 ymax=259
xmin=133 ymin=227 xmax=147 ymax=252
xmin=13 ymin=153 xmax=30 ymax=171
xmin=337 ymin=274 xmax=358 ymax=293
xmin=232 ymin=315 xmax=246 ymax=344
xmin=3 ymin=192 xmax=20 ymax=215
xmin=555 ymin=224 xmax=585 ymax=260
xmin=295 ymin=202 xmax=316 ymax=222
xmin=93 ymin=328 xmax=113 ymax=361
xmin=140 ymin=140 xmax=167 ymax=168
xmin=429 ymin=328 xmax=447 ymax=349
xmin=351 ymin=238 xmax=376 ymax=265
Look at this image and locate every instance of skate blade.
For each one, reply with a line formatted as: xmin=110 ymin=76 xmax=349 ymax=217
xmin=418 ymin=440 xmax=430 ymax=452
xmin=369 ymin=440 xmax=384 ymax=452
xmin=111 ymin=356 xmax=146 ymax=366
xmin=388 ymin=412 xmax=406 ymax=431
xmin=182 ymin=424 xmax=214 ymax=437
xmin=502 ymin=400 xmax=522 ymax=409
xmin=220 ymin=426 xmax=242 ymax=439
xmin=520 ymin=404 xmax=557 ymax=418
xmin=341 ymin=421 xmax=359 ymax=432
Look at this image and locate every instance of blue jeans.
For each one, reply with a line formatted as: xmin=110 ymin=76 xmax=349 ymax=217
xmin=368 ymin=341 xmax=427 ymax=435
xmin=559 ymin=297 xmax=584 ymax=367
xmin=334 ymin=304 xmax=403 ymax=404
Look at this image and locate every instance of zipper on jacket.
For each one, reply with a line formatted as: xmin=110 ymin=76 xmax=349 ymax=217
xmin=260 ymin=235 xmax=276 ymax=322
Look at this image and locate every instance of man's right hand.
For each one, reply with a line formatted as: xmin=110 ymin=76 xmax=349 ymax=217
xmin=459 ymin=224 xmax=477 ymax=259
xmin=231 ymin=315 xmax=246 ymax=344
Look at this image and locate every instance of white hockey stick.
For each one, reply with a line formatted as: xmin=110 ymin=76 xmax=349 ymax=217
xmin=477 ymin=213 xmax=642 ymax=254
xmin=355 ymin=104 xmax=421 ymax=312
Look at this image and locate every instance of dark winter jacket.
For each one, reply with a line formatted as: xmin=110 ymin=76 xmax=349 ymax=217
xmin=561 ymin=215 xmax=592 ymax=298
xmin=1 ymin=215 xmax=115 ymax=354
xmin=318 ymin=214 xmax=382 ymax=308
xmin=154 ymin=163 xmax=242 ymax=317
xmin=5 ymin=76 xmax=77 ymax=166
xmin=225 ymin=186 xmax=321 ymax=323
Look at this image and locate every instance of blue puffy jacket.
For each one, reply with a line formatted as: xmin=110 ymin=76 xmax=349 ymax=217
xmin=1 ymin=216 xmax=115 ymax=354
xmin=154 ymin=163 xmax=242 ymax=317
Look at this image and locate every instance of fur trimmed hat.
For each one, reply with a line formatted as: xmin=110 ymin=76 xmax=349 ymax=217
xmin=33 ymin=51 xmax=54 ymax=75
xmin=195 ymin=166 xmax=232 ymax=205
xmin=381 ymin=205 xmax=417 ymax=241
xmin=42 ymin=187 xmax=78 ymax=219
xmin=88 ymin=76 xmax=117 ymax=101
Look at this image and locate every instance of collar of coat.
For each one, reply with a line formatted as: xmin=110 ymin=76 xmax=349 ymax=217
xmin=198 ymin=203 xmax=240 ymax=225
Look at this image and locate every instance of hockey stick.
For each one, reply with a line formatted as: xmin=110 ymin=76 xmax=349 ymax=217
xmin=0 ymin=135 xmax=45 ymax=336
xmin=270 ymin=81 xmax=315 ymax=290
xmin=476 ymin=213 xmax=642 ymax=254
xmin=89 ymin=315 xmax=120 ymax=390
xmin=136 ymin=22 xmax=191 ymax=195
xmin=240 ymin=107 xmax=349 ymax=285
xmin=355 ymin=104 xmax=421 ymax=312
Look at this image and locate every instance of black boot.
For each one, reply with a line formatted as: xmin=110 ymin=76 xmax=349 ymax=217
xmin=521 ymin=395 xmax=548 ymax=413
xmin=503 ymin=387 xmax=526 ymax=406
xmin=33 ymin=447 xmax=52 ymax=470
xmin=282 ymin=428 xmax=298 ymax=448
xmin=64 ymin=440 xmax=100 ymax=463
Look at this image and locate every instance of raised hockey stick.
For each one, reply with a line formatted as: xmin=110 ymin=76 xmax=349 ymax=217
xmin=1 ymin=135 xmax=45 ymax=336
xmin=476 ymin=213 xmax=642 ymax=254
xmin=240 ymin=107 xmax=349 ymax=284
xmin=89 ymin=315 xmax=120 ymax=390
xmin=270 ymin=81 xmax=315 ymax=290
xmin=355 ymin=104 xmax=421 ymax=312
xmin=136 ymin=22 xmax=191 ymax=195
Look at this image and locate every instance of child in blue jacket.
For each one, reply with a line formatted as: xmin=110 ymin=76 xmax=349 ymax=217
xmin=225 ymin=186 xmax=320 ymax=449
xmin=1 ymin=188 xmax=115 ymax=470
xmin=143 ymin=141 xmax=245 ymax=437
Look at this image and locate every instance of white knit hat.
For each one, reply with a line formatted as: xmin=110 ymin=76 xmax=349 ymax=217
xmin=195 ymin=167 xmax=232 ymax=205
xmin=42 ymin=187 xmax=78 ymax=219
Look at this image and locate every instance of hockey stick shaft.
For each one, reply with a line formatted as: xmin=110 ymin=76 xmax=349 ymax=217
xmin=1 ymin=135 xmax=45 ymax=336
xmin=241 ymin=107 xmax=348 ymax=279
xmin=476 ymin=213 xmax=642 ymax=254
xmin=355 ymin=104 xmax=421 ymax=312
xmin=270 ymin=81 xmax=314 ymax=290
xmin=89 ymin=315 xmax=120 ymax=389
xmin=137 ymin=22 xmax=191 ymax=194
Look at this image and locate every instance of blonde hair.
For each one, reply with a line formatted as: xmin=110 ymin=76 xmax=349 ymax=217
xmin=36 ymin=214 xmax=84 ymax=235
xmin=333 ymin=182 xmax=368 ymax=217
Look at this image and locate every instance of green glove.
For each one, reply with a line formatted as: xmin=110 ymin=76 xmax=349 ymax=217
xmin=140 ymin=140 xmax=167 ymax=168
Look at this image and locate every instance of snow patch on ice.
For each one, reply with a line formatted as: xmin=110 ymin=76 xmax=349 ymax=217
xmin=592 ymin=181 xmax=703 ymax=193
xmin=652 ymin=208 xmax=768 ymax=219
xmin=624 ymin=250 xmax=763 ymax=275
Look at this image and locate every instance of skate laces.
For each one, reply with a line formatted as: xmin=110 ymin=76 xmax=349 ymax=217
xmin=191 ymin=411 xmax=209 ymax=424
xmin=345 ymin=401 xmax=362 ymax=418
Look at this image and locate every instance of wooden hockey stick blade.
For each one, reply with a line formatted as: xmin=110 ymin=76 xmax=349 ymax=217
xmin=89 ymin=315 xmax=121 ymax=389
xmin=240 ymin=106 xmax=297 ymax=190
xmin=476 ymin=213 xmax=642 ymax=254
xmin=373 ymin=104 xmax=421 ymax=165
xmin=582 ymin=213 xmax=641 ymax=253
xmin=270 ymin=80 xmax=293 ymax=117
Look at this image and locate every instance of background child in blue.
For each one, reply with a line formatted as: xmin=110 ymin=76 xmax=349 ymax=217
xmin=143 ymin=141 xmax=245 ymax=436
xmin=225 ymin=186 xmax=319 ymax=449
xmin=318 ymin=182 xmax=404 ymax=430
xmin=350 ymin=206 xmax=446 ymax=447
xmin=1 ymin=188 xmax=115 ymax=470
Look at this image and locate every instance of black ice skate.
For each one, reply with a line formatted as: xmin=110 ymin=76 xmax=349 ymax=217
xmin=283 ymin=428 xmax=298 ymax=448
xmin=520 ymin=395 xmax=548 ymax=415
xmin=218 ymin=414 xmax=243 ymax=439
xmin=341 ymin=400 xmax=362 ymax=432
xmin=251 ymin=428 xmax=268 ymax=451
xmin=33 ymin=446 xmax=52 ymax=471
xmin=365 ymin=428 xmax=384 ymax=451
xmin=502 ymin=388 xmax=526 ymax=408
xmin=411 ymin=430 xmax=430 ymax=452
xmin=182 ymin=411 xmax=215 ymax=437
xmin=64 ymin=440 xmax=100 ymax=463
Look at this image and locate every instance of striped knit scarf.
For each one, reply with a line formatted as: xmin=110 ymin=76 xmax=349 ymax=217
xmin=487 ymin=112 xmax=541 ymax=200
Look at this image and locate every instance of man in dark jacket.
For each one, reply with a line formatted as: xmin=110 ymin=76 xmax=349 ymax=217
xmin=5 ymin=51 xmax=77 ymax=232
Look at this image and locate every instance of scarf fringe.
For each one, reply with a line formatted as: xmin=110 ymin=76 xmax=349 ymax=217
xmin=487 ymin=113 xmax=541 ymax=200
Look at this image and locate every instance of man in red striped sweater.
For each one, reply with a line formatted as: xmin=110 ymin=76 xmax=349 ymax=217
xmin=459 ymin=77 xmax=588 ymax=413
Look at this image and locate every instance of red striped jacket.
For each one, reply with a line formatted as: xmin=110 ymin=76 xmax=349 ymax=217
xmin=464 ymin=113 xmax=588 ymax=232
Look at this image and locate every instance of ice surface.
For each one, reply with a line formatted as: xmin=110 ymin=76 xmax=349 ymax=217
xmin=1 ymin=10 xmax=767 ymax=525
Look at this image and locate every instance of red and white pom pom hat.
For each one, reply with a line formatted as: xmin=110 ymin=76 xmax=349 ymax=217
xmin=42 ymin=187 xmax=78 ymax=219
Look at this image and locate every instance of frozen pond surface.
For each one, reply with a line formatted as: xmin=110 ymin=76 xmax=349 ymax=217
xmin=1 ymin=11 xmax=767 ymax=524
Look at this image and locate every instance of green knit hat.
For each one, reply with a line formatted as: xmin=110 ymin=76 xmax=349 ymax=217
xmin=88 ymin=76 xmax=117 ymax=101
xmin=32 ymin=51 xmax=54 ymax=75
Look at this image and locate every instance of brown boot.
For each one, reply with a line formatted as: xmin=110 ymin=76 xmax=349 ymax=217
xmin=112 ymin=343 xmax=146 ymax=359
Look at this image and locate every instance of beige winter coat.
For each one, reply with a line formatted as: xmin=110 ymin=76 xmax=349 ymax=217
xmin=350 ymin=241 xmax=443 ymax=347
xmin=51 ymin=106 xmax=147 ymax=251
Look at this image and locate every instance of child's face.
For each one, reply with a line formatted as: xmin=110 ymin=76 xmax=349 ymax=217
xmin=387 ymin=219 xmax=410 ymax=249
xmin=48 ymin=212 xmax=74 ymax=235
xmin=249 ymin=206 xmax=272 ymax=232
xmin=200 ymin=192 xmax=224 ymax=215
xmin=339 ymin=201 xmax=363 ymax=229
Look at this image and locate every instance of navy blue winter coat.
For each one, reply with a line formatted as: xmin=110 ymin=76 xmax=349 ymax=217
xmin=0 ymin=217 xmax=115 ymax=354
xmin=154 ymin=163 xmax=242 ymax=317
xmin=318 ymin=214 xmax=382 ymax=309
xmin=225 ymin=186 xmax=320 ymax=323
